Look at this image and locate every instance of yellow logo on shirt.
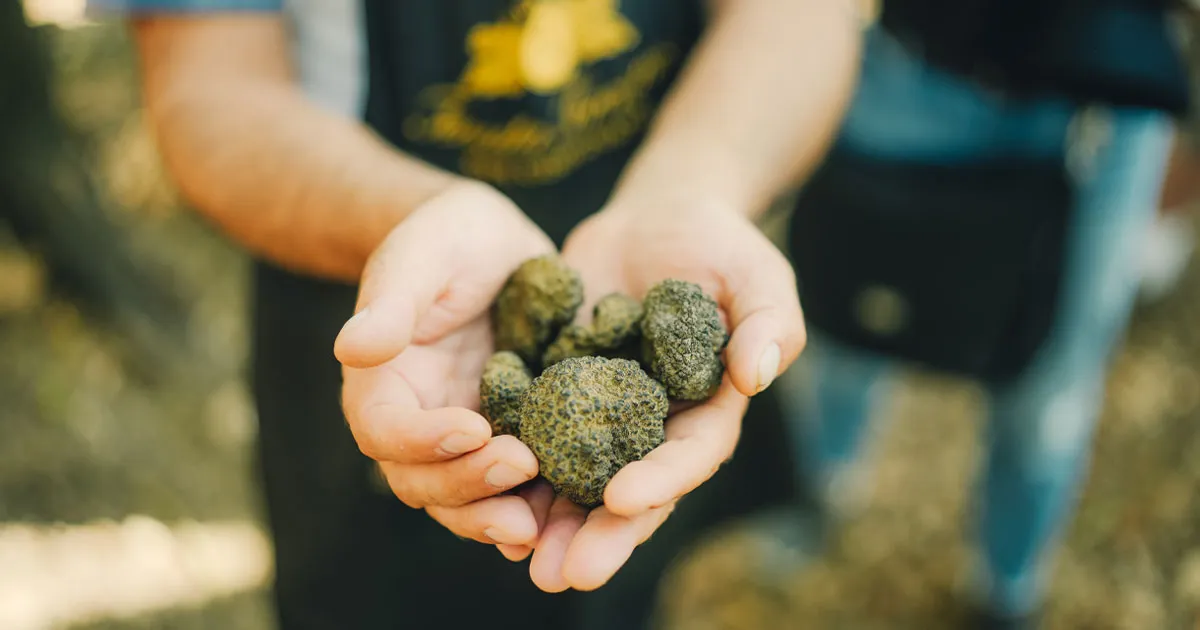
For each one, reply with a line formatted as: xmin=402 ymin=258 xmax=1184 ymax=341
xmin=403 ymin=0 xmax=680 ymax=185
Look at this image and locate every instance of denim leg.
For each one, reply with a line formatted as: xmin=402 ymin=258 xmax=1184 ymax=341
xmin=778 ymin=332 xmax=895 ymax=514
xmin=978 ymin=107 xmax=1174 ymax=616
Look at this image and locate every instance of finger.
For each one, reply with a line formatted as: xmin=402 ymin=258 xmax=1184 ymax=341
xmin=561 ymin=503 xmax=675 ymax=591
xmin=333 ymin=230 xmax=443 ymax=369
xmin=498 ymin=544 xmax=533 ymax=562
xmin=529 ymin=497 xmax=588 ymax=593
xmin=383 ymin=435 xmax=539 ymax=508
xmin=497 ymin=479 xmax=556 ymax=561
xmin=335 ymin=184 xmax=555 ymax=368
xmin=720 ymin=244 xmax=806 ymax=396
xmin=603 ymin=378 xmax=747 ymax=516
xmin=427 ymin=495 xmax=539 ymax=546
xmin=350 ymin=403 xmax=493 ymax=464
xmin=342 ymin=366 xmax=493 ymax=464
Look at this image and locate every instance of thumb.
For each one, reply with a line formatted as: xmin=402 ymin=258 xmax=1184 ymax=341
xmin=721 ymin=250 xmax=807 ymax=397
xmin=333 ymin=229 xmax=445 ymax=369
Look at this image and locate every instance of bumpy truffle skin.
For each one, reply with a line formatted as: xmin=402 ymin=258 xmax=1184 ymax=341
xmin=542 ymin=324 xmax=595 ymax=367
xmin=518 ymin=356 xmax=668 ymax=508
xmin=590 ymin=293 xmax=643 ymax=350
xmin=492 ymin=255 xmax=584 ymax=366
xmin=480 ymin=351 xmax=533 ymax=437
xmin=641 ymin=279 xmax=727 ymax=400
xmin=542 ymin=293 xmax=643 ymax=367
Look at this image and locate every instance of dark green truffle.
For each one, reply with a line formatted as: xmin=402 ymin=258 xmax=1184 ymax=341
xmin=542 ymin=324 xmax=595 ymax=367
xmin=641 ymin=279 xmax=726 ymax=400
xmin=590 ymin=293 xmax=644 ymax=353
xmin=542 ymin=293 xmax=644 ymax=367
xmin=492 ymin=255 xmax=584 ymax=366
xmin=479 ymin=351 xmax=532 ymax=437
xmin=518 ymin=356 xmax=668 ymax=508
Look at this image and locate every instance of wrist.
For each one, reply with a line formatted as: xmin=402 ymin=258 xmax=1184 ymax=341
xmin=367 ymin=172 xmax=482 ymax=238
xmin=608 ymin=145 xmax=766 ymax=220
xmin=602 ymin=183 xmax=753 ymax=223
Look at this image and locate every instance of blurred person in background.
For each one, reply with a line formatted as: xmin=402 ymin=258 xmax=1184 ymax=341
xmin=776 ymin=1 xmax=1195 ymax=628
xmin=1142 ymin=127 xmax=1200 ymax=301
xmin=87 ymin=0 xmax=866 ymax=629
xmin=1142 ymin=5 xmax=1200 ymax=301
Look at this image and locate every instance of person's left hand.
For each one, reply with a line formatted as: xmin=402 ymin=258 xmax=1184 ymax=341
xmin=501 ymin=200 xmax=808 ymax=592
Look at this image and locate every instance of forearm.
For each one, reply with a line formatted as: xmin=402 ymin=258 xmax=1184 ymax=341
xmin=133 ymin=16 xmax=459 ymax=282
xmin=610 ymin=0 xmax=865 ymax=218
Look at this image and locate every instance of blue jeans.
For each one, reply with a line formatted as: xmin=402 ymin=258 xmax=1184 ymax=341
xmin=780 ymin=31 xmax=1173 ymax=615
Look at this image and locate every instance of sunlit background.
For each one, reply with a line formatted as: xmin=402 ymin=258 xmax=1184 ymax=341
xmin=3 ymin=2 xmax=1200 ymax=629
xmin=4 ymin=2 xmax=273 ymax=628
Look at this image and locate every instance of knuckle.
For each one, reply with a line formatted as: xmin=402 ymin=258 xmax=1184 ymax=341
xmin=779 ymin=257 xmax=799 ymax=283
xmin=713 ymin=416 xmax=741 ymax=452
xmin=424 ymin=506 xmax=459 ymax=533
xmin=346 ymin=403 xmax=383 ymax=460
xmin=439 ymin=481 xmax=477 ymax=508
xmin=356 ymin=437 xmax=383 ymax=462
xmin=423 ymin=470 xmax=477 ymax=509
xmin=396 ymin=494 xmax=425 ymax=510
xmin=387 ymin=477 xmax=428 ymax=509
xmin=339 ymin=389 xmax=353 ymax=425
xmin=793 ymin=321 xmax=809 ymax=354
xmin=718 ymin=438 xmax=738 ymax=464
xmin=400 ymin=491 xmax=429 ymax=510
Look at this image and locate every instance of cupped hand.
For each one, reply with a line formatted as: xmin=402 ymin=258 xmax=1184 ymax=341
xmin=514 ymin=200 xmax=807 ymax=592
xmin=334 ymin=181 xmax=556 ymax=548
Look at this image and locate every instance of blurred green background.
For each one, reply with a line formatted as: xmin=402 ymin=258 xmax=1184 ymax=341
xmin=2 ymin=3 xmax=1199 ymax=629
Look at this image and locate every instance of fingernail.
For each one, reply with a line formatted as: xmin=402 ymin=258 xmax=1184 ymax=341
xmin=484 ymin=527 xmax=524 ymax=545
xmin=756 ymin=343 xmax=781 ymax=393
xmin=439 ymin=433 xmax=485 ymax=456
xmin=486 ymin=464 xmax=529 ymax=489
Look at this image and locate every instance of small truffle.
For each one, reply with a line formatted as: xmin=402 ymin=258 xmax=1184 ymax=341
xmin=492 ymin=255 xmax=584 ymax=366
xmin=518 ymin=356 xmax=668 ymax=508
xmin=590 ymin=293 xmax=644 ymax=352
xmin=542 ymin=324 xmax=595 ymax=367
xmin=480 ymin=351 xmax=532 ymax=437
xmin=641 ymin=279 xmax=726 ymax=400
xmin=542 ymin=293 xmax=643 ymax=367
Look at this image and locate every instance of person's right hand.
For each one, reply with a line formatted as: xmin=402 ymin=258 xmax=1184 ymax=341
xmin=334 ymin=181 xmax=555 ymax=547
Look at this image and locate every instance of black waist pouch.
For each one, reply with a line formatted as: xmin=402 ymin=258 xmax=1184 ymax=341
xmin=788 ymin=149 xmax=1074 ymax=385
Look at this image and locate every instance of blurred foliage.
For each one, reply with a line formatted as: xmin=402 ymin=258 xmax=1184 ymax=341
xmin=1 ymin=12 xmax=270 ymax=629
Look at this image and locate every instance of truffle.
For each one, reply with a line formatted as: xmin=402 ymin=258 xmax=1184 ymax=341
xmin=479 ymin=351 xmax=533 ymax=437
xmin=492 ymin=255 xmax=584 ymax=367
xmin=518 ymin=356 xmax=668 ymax=507
xmin=543 ymin=293 xmax=643 ymax=367
xmin=641 ymin=279 xmax=727 ymax=400
xmin=590 ymin=293 xmax=644 ymax=352
xmin=542 ymin=324 xmax=594 ymax=367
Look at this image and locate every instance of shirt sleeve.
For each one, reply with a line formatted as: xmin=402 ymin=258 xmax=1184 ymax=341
xmin=85 ymin=0 xmax=282 ymax=17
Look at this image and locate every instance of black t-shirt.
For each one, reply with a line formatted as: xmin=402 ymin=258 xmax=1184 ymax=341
xmin=355 ymin=0 xmax=703 ymax=244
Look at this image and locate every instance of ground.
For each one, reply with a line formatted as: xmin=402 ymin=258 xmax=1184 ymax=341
xmin=1 ymin=17 xmax=1198 ymax=630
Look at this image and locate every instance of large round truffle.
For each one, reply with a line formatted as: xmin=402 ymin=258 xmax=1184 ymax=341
xmin=518 ymin=356 xmax=668 ymax=508
xmin=479 ymin=351 xmax=532 ymax=437
xmin=492 ymin=255 xmax=584 ymax=367
xmin=641 ymin=279 xmax=726 ymax=400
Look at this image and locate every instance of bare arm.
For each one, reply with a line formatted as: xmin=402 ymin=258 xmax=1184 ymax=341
xmin=609 ymin=0 xmax=866 ymax=218
xmin=131 ymin=15 xmax=462 ymax=282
